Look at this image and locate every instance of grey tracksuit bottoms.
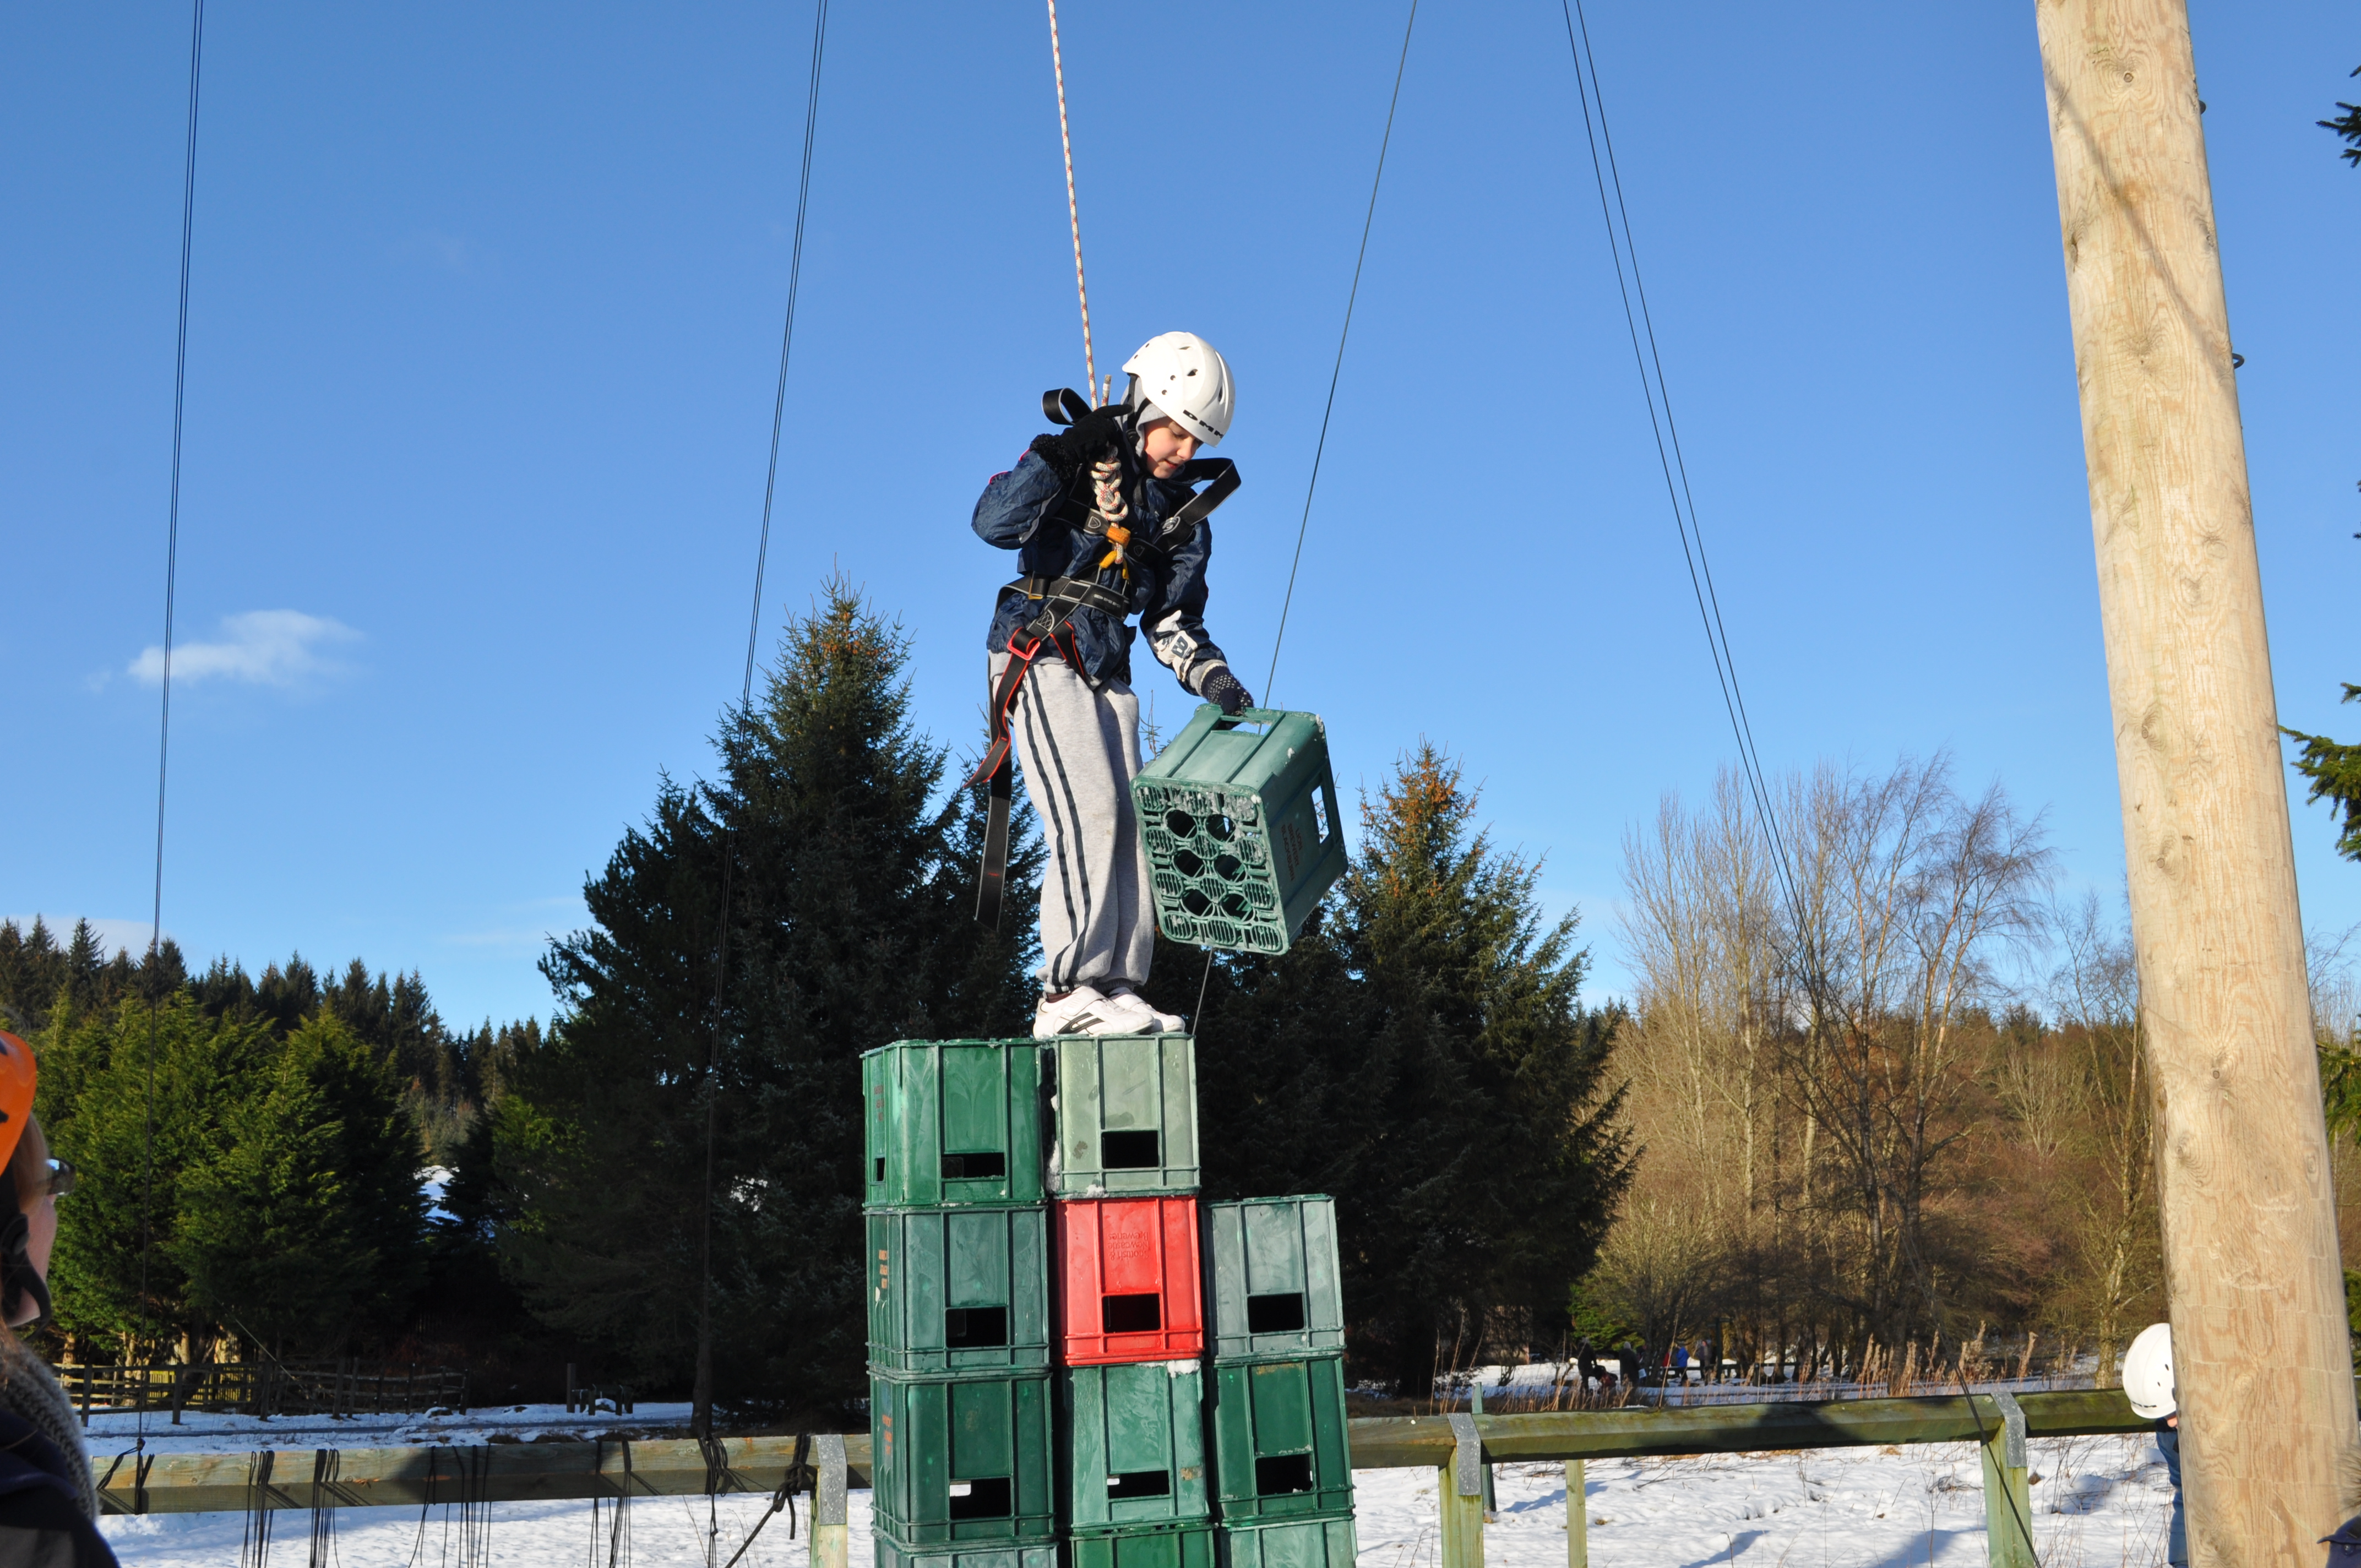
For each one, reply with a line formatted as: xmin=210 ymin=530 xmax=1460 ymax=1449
xmin=991 ymin=651 xmax=1155 ymax=993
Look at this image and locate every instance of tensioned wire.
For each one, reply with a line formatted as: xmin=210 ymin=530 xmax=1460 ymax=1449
xmin=694 ymin=0 xmax=830 ymax=1496
xmin=1263 ymin=0 xmax=1421 ymax=710
xmin=138 ymin=0 xmax=208 ymax=1469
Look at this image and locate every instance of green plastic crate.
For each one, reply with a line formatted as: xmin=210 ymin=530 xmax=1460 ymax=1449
xmin=866 ymin=1041 xmax=1047 ymax=1208
xmin=872 ymin=1371 xmax=1058 ymax=1545
xmin=1059 ymin=1360 xmax=1212 ymax=1529
xmin=1131 ymin=706 xmax=1345 ymax=955
xmin=875 ymin=1540 xmax=1060 ymax=1568
xmin=1068 ymin=1523 xmax=1218 ymax=1568
xmin=869 ymin=1206 xmax=1052 ymax=1375
xmin=1200 ymin=1197 xmax=1344 ymax=1361
xmin=1206 ymin=1356 xmax=1354 ymax=1523
xmin=1051 ymin=1035 xmax=1200 ymax=1196
xmin=1215 ymin=1517 xmax=1358 ymax=1568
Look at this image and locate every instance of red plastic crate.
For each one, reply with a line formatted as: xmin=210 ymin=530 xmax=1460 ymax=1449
xmin=1054 ymin=1196 xmax=1204 ymax=1364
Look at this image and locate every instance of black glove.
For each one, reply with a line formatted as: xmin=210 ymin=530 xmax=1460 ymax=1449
xmin=1201 ymin=668 xmax=1253 ymax=716
xmin=1028 ymin=406 xmax=1130 ymax=480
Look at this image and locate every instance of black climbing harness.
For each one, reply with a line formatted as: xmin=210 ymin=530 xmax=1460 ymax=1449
xmin=970 ymin=389 xmax=1239 ymax=928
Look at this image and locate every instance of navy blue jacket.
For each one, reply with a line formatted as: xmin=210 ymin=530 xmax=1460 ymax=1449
xmin=973 ymin=449 xmax=1231 ymax=692
xmin=0 ymin=1409 xmax=116 ymax=1567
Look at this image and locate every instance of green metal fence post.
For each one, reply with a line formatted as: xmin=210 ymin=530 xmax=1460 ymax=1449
xmin=812 ymin=1433 xmax=848 ymax=1568
xmin=1979 ymin=1392 xmax=2034 ymax=1568
xmin=1440 ymin=1413 xmax=1485 ymax=1568
xmin=1565 ymin=1460 xmax=1586 ymax=1568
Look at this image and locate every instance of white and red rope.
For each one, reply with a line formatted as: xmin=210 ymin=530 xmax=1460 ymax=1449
xmin=1045 ymin=0 xmax=1097 ymax=402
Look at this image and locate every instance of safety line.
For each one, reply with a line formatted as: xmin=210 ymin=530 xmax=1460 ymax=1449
xmin=1263 ymin=0 xmax=1419 ymax=707
xmin=694 ymin=0 xmax=830 ymax=1464
xmin=1555 ymin=0 xmax=1809 ymax=937
xmin=139 ymin=0 xmax=206 ymax=1463
xmin=1045 ymin=0 xmax=1097 ymax=402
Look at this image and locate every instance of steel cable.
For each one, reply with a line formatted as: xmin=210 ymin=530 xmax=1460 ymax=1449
xmin=1263 ymin=0 xmax=1419 ymax=707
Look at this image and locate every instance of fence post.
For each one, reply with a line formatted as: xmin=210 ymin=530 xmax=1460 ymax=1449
xmin=1981 ymin=1392 xmax=2035 ymax=1568
xmin=1565 ymin=1459 xmax=1586 ymax=1568
xmin=811 ymin=1432 xmax=848 ymax=1568
xmin=1441 ymin=1412 xmax=1486 ymax=1568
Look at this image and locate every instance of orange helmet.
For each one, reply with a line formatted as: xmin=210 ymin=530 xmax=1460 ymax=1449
xmin=0 ymin=1033 xmax=35 ymax=1172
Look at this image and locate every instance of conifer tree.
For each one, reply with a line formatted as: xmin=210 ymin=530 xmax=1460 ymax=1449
xmin=1331 ymin=747 xmax=1630 ymax=1389
xmin=172 ymin=1012 xmax=426 ymax=1353
xmin=502 ymin=581 xmax=1038 ymax=1420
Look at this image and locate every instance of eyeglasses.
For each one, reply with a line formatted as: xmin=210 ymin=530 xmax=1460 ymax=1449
xmin=42 ymin=1160 xmax=74 ymax=1200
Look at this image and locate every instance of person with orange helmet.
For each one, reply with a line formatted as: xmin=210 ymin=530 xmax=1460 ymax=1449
xmin=0 ymin=1030 xmax=117 ymax=1566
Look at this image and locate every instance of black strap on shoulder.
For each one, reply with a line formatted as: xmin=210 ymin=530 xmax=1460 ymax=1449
xmin=1152 ymin=457 xmax=1240 ymax=548
xmin=1042 ymin=388 xmax=1093 ymax=425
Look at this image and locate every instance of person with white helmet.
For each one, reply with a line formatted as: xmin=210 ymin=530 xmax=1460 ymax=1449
xmin=970 ymin=331 xmax=1249 ymax=1037
xmin=2123 ymin=1321 xmax=2185 ymax=1566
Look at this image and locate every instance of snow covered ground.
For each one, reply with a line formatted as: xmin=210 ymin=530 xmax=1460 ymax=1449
xmin=96 ymin=1423 xmax=2179 ymax=1567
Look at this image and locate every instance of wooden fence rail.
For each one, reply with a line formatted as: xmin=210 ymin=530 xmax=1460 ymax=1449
xmin=59 ymin=1361 xmax=467 ymax=1420
xmin=87 ymin=1386 xmax=2158 ymax=1567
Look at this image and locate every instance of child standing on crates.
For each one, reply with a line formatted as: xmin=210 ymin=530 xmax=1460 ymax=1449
xmin=970 ymin=331 xmax=1251 ymax=1038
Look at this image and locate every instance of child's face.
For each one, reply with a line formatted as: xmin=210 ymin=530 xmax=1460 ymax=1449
xmin=1140 ymin=418 xmax=1200 ymax=478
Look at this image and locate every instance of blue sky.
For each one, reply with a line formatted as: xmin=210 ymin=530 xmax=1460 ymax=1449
xmin=4 ymin=1 xmax=2355 ymax=1031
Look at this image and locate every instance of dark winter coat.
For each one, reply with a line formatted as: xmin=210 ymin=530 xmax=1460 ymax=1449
xmin=973 ymin=448 xmax=1231 ymax=693
xmin=0 ymin=1407 xmax=117 ymax=1567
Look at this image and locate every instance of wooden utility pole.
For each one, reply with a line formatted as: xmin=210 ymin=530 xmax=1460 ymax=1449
xmin=2036 ymin=1 xmax=2356 ymax=1560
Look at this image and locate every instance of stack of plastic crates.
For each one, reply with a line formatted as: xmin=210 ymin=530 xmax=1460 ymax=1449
xmin=866 ymin=1041 xmax=1058 ymax=1568
xmin=1201 ymin=1196 xmax=1357 ymax=1567
xmin=865 ymin=1032 xmax=1359 ymax=1568
xmin=1049 ymin=1033 xmax=1214 ymax=1568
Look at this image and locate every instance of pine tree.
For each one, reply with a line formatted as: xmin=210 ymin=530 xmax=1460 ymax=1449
xmin=1333 ymin=746 xmax=1630 ymax=1389
xmin=502 ymin=580 xmax=1039 ymax=1421
xmin=171 ymin=1011 xmax=425 ymax=1354
xmin=2288 ymin=684 xmax=2361 ymax=863
xmin=41 ymin=995 xmax=276 ymax=1353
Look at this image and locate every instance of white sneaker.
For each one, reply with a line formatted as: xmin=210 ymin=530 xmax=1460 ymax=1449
xmin=1102 ymin=984 xmax=1185 ymax=1034
xmin=1033 ymin=986 xmax=1139 ymax=1037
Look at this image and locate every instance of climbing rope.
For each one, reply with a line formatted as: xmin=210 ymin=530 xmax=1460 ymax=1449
xmin=1263 ymin=0 xmax=1419 ymax=708
xmin=1043 ymin=0 xmax=1097 ymax=401
xmin=139 ymin=0 xmax=206 ymax=1466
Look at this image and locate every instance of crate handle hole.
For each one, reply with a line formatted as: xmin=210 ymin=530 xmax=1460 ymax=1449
xmin=873 ymin=1157 xmax=885 ymax=1183
xmin=1253 ymin=1454 xmax=1315 ymax=1496
xmin=1101 ymin=1130 xmax=1161 ymax=1169
xmin=1102 ymin=1293 xmax=1163 ymax=1333
xmin=1314 ymin=782 xmax=1337 ymax=843
xmin=940 ymin=1151 xmax=1007 ymax=1180
xmin=946 ymin=1477 xmax=1013 ymax=1519
xmin=1174 ymin=850 xmax=1205 ymax=877
xmin=1165 ymin=810 xmax=1196 ymax=838
xmin=1214 ymin=719 xmax=1269 ymax=736
xmin=1107 ymin=1469 xmax=1172 ymax=1499
xmin=944 ymin=1306 xmax=1008 ymax=1348
xmin=1245 ymin=1293 xmax=1307 ymax=1333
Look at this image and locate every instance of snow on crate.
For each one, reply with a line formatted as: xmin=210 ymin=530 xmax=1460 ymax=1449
xmin=97 ymin=1431 xmax=2179 ymax=1567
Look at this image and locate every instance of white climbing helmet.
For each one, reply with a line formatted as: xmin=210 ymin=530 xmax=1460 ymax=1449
xmin=2122 ymin=1321 xmax=2175 ymax=1419
xmin=1123 ymin=331 xmax=1234 ymax=448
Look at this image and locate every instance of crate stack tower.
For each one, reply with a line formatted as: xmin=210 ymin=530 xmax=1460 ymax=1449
xmin=865 ymin=1035 xmax=1357 ymax=1568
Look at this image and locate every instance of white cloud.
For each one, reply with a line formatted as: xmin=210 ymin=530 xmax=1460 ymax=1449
xmin=129 ymin=609 xmax=360 ymax=688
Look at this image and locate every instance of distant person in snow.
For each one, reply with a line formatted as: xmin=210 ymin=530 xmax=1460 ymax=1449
xmin=971 ymin=332 xmax=1247 ymax=1037
xmin=0 ymin=1030 xmax=117 ymax=1567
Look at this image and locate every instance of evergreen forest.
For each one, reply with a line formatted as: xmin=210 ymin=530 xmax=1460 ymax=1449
xmin=13 ymin=576 xmax=2361 ymax=1423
